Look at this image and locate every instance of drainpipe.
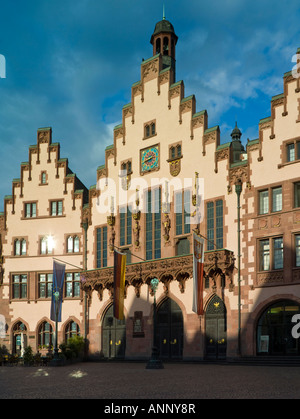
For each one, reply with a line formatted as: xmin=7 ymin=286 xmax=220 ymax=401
xmin=235 ymin=179 xmax=242 ymax=356
xmin=82 ymin=220 xmax=88 ymax=353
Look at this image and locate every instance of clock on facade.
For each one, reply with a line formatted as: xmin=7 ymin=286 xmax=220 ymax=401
xmin=140 ymin=145 xmax=159 ymax=173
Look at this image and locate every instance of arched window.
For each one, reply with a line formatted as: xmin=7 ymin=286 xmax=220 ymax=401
xmin=14 ymin=239 xmax=26 ymax=256
xmin=40 ymin=236 xmax=53 ymax=255
xmin=151 ymin=122 xmax=155 ymax=136
xmin=38 ymin=322 xmax=53 ymax=347
xmin=145 ymin=125 xmax=150 ymax=137
xmin=163 ymin=37 xmax=169 ymax=55
xmin=67 ymin=236 xmax=79 ymax=253
xmin=156 ymin=38 xmax=161 ymax=54
xmin=65 ymin=321 xmax=80 ymax=341
xmin=41 ymin=171 xmax=47 ymax=184
xmin=145 ymin=122 xmax=156 ymax=138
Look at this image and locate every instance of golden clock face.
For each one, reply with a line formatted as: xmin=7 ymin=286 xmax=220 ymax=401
xmin=141 ymin=146 xmax=159 ymax=172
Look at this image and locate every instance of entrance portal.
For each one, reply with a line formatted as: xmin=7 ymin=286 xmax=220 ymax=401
xmin=205 ymin=295 xmax=227 ymax=360
xmin=102 ymin=305 xmax=126 ymax=359
xmin=156 ymin=298 xmax=183 ymax=360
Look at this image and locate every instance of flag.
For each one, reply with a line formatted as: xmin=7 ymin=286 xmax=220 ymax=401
xmin=192 ymin=233 xmax=205 ymax=315
xmin=50 ymin=261 xmax=66 ymax=322
xmin=113 ymin=249 xmax=126 ymax=320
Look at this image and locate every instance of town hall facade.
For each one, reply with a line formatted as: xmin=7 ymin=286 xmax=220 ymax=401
xmin=1 ymin=16 xmax=300 ymax=361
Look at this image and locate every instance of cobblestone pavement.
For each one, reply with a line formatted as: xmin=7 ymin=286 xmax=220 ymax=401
xmin=0 ymin=361 xmax=300 ymax=399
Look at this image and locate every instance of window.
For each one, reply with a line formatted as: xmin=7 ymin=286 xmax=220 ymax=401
xmin=122 ymin=248 xmax=132 ymax=264
xmin=65 ymin=321 xmax=80 ymax=341
xmin=259 ymin=237 xmax=283 ymax=271
xmin=144 ymin=121 xmax=156 ymax=138
xmin=67 ymin=236 xmax=80 ymax=253
xmin=40 ymin=237 xmax=53 ymax=255
xmin=259 ymin=190 xmax=269 ymax=214
xmin=96 ymin=227 xmax=107 ymax=268
xmin=169 ymin=144 xmax=182 ymax=160
xmin=206 ymin=200 xmax=223 ymax=250
xmin=12 ymin=274 xmax=27 ymax=299
xmin=273 ymin=237 xmax=283 ymax=269
xmin=121 ymin=161 xmax=132 ymax=175
xmin=39 ymin=273 xmax=53 ymax=298
xmin=259 ymin=240 xmax=270 ymax=271
xmin=145 ymin=189 xmax=161 ymax=260
xmin=287 ymin=140 xmax=300 ymax=162
xmin=296 ymin=235 xmax=300 ymax=267
xmin=14 ymin=239 xmax=26 ymax=256
xmin=175 ymin=190 xmax=191 ymax=236
xmin=176 ymin=238 xmax=190 ymax=256
xmin=65 ymin=272 xmax=81 ymax=297
xmin=272 ymin=187 xmax=282 ymax=212
xmin=259 ymin=187 xmax=282 ymax=214
xmin=294 ymin=182 xmax=300 ymax=208
xmin=51 ymin=200 xmax=63 ymax=216
xmin=25 ymin=202 xmax=36 ymax=218
xmin=120 ymin=206 xmax=132 ymax=247
xmin=38 ymin=322 xmax=53 ymax=347
xmin=41 ymin=172 xmax=47 ymax=184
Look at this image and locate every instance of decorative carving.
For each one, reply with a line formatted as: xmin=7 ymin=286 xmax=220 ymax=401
xmin=228 ymin=165 xmax=248 ymax=189
xmin=257 ymin=271 xmax=284 ymax=285
xmin=294 ymin=211 xmax=300 ymax=224
xmin=169 ymin=158 xmax=181 ymax=176
xmin=38 ymin=130 xmax=50 ymax=143
xmin=142 ymin=59 xmax=159 ymax=81
xmin=123 ymin=105 xmax=133 ymax=119
xmin=258 ymin=218 xmax=268 ymax=230
xmin=272 ymin=215 xmax=281 ymax=228
xmin=216 ymin=148 xmax=229 ymax=162
xmin=132 ymin=83 xmax=142 ymax=97
xmin=162 ymin=213 xmax=171 ymax=244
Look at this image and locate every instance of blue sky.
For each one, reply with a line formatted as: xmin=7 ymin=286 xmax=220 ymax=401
xmin=1 ymin=0 xmax=300 ymax=211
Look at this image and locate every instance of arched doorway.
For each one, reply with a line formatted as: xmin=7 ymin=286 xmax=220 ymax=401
xmin=102 ymin=305 xmax=126 ymax=359
xmin=156 ymin=297 xmax=183 ymax=360
xmin=257 ymin=300 xmax=300 ymax=356
xmin=205 ymin=295 xmax=227 ymax=360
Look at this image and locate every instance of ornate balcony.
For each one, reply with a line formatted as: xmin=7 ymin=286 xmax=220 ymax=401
xmin=80 ymin=249 xmax=235 ymax=302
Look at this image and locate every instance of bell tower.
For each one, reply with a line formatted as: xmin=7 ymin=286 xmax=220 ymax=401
xmin=150 ymin=10 xmax=178 ymax=80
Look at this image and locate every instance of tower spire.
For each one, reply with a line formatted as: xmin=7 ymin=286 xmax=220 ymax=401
xmin=163 ymin=4 xmax=166 ymax=20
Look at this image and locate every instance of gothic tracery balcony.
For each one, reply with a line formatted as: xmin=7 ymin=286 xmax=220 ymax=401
xmin=80 ymin=249 xmax=235 ymax=302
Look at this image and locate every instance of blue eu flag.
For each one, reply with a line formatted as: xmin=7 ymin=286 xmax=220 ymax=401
xmin=50 ymin=261 xmax=65 ymax=322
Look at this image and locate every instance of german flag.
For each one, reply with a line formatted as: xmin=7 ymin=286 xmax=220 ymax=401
xmin=192 ymin=233 xmax=205 ymax=315
xmin=113 ymin=249 xmax=126 ymax=320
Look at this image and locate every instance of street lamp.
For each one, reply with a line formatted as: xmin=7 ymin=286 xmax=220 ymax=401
xmin=146 ymin=278 xmax=164 ymax=369
xmin=235 ymin=178 xmax=242 ymax=356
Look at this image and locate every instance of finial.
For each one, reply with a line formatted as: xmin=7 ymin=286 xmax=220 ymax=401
xmin=163 ymin=4 xmax=166 ymax=20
